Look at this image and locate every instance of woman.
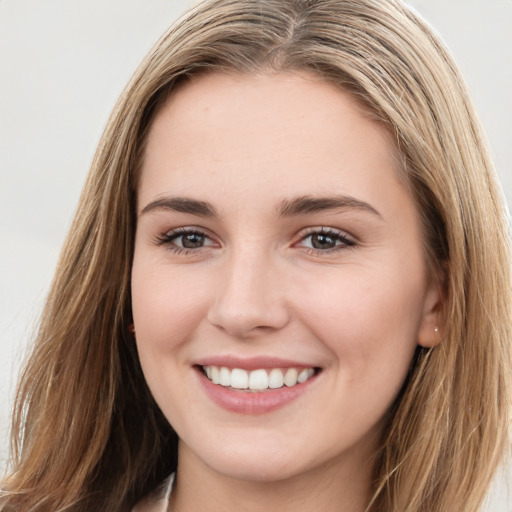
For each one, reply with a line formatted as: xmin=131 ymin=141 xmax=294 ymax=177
xmin=1 ymin=0 xmax=510 ymax=511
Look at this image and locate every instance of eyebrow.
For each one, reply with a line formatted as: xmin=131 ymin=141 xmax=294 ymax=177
xmin=278 ymin=195 xmax=382 ymax=218
xmin=139 ymin=194 xmax=381 ymax=219
xmin=140 ymin=197 xmax=218 ymax=217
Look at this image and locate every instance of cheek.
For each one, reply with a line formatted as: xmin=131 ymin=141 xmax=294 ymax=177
xmin=131 ymin=257 xmax=210 ymax=349
xmin=296 ymin=265 xmax=425 ymax=379
xmin=130 ymin=260 xmax=211 ymax=415
xmin=130 ymin=258 xmax=213 ymax=411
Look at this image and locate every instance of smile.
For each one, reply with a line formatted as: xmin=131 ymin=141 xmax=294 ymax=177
xmin=202 ymin=365 xmax=316 ymax=391
xmin=195 ymin=361 xmax=321 ymax=414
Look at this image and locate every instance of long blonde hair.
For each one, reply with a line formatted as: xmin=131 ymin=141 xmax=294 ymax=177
xmin=2 ymin=1 xmax=510 ymax=511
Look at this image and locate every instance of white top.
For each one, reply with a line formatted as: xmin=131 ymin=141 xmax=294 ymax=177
xmin=132 ymin=473 xmax=175 ymax=512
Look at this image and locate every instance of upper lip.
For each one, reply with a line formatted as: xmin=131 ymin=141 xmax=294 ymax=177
xmin=194 ymin=355 xmax=319 ymax=371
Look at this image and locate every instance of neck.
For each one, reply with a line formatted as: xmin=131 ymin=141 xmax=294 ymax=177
xmin=169 ymin=441 xmax=376 ymax=512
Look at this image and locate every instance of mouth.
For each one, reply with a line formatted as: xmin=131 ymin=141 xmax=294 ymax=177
xmin=198 ymin=365 xmax=319 ymax=391
xmin=194 ymin=362 xmax=322 ymax=414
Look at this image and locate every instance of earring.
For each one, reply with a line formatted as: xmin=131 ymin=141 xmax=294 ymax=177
xmin=434 ymin=326 xmax=439 ymax=334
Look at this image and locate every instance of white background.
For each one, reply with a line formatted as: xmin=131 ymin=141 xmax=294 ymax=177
xmin=1 ymin=1 xmax=511 ymax=509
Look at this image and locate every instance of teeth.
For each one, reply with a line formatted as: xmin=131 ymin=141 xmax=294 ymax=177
xmin=249 ymin=369 xmax=268 ymax=390
xmin=211 ymin=366 xmax=220 ymax=384
xmin=268 ymin=368 xmax=284 ymax=388
xmin=284 ymin=368 xmax=298 ymax=387
xmin=219 ymin=367 xmax=231 ymax=386
xmin=231 ymin=368 xmax=249 ymax=389
xmin=202 ymin=365 xmax=316 ymax=390
xmin=298 ymin=368 xmax=314 ymax=383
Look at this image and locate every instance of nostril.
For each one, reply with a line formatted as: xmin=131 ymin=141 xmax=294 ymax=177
xmin=207 ymin=309 xmax=289 ymax=339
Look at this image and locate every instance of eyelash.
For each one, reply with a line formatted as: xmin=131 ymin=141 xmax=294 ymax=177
xmin=297 ymin=227 xmax=356 ymax=254
xmin=154 ymin=227 xmax=216 ymax=255
xmin=154 ymin=227 xmax=356 ymax=255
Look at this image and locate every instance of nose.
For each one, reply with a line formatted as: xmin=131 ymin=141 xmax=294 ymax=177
xmin=207 ymin=248 xmax=290 ymax=338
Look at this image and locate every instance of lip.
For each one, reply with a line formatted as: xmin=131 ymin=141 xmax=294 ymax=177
xmin=194 ymin=362 xmax=320 ymax=415
xmin=194 ymin=355 xmax=317 ymax=371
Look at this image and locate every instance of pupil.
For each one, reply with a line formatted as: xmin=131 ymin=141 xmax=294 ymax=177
xmin=182 ymin=233 xmax=204 ymax=248
xmin=312 ymin=233 xmax=335 ymax=249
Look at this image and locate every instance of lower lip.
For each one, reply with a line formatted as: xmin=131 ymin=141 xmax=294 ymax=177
xmin=196 ymin=368 xmax=318 ymax=415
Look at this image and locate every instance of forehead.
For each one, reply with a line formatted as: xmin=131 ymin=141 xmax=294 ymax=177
xmin=138 ymin=71 xmax=406 ymax=217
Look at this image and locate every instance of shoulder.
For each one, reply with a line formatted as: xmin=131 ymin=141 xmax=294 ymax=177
xmin=131 ymin=473 xmax=175 ymax=512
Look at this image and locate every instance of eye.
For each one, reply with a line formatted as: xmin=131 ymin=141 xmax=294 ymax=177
xmin=297 ymin=228 xmax=355 ymax=252
xmin=155 ymin=227 xmax=217 ymax=252
xmin=174 ymin=231 xmax=207 ymax=249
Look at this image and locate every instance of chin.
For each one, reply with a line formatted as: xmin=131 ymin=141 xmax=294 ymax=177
xmin=183 ymin=435 xmax=313 ymax=483
xmin=208 ymin=456 xmax=306 ymax=483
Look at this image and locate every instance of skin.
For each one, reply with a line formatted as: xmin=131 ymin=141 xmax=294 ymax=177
xmin=131 ymin=71 xmax=442 ymax=512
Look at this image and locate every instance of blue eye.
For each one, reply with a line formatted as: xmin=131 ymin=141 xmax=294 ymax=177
xmin=299 ymin=229 xmax=355 ymax=252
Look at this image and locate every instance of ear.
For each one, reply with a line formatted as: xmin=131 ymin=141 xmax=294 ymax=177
xmin=417 ymin=274 xmax=445 ymax=348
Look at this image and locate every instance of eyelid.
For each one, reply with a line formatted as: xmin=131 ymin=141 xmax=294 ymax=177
xmin=294 ymin=226 xmax=357 ymax=252
xmin=297 ymin=226 xmax=355 ymax=240
xmin=153 ymin=225 xmax=356 ymax=255
xmin=154 ymin=226 xmax=219 ymax=251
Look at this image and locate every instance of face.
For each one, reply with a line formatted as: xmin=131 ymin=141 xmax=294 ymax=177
xmin=131 ymin=72 xmax=441 ymax=483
